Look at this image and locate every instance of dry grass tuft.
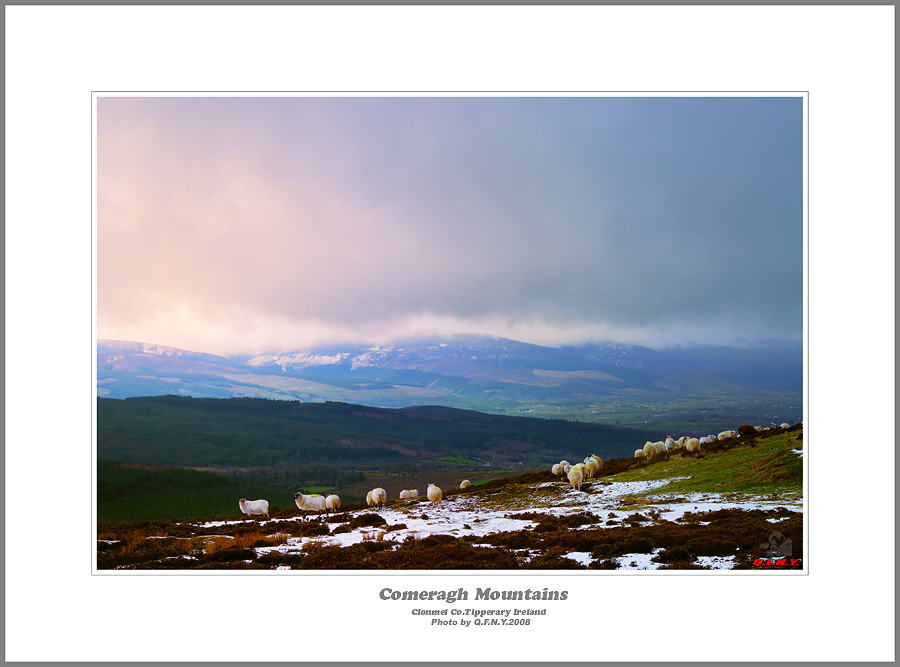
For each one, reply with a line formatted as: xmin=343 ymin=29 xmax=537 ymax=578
xmin=203 ymin=530 xmax=286 ymax=553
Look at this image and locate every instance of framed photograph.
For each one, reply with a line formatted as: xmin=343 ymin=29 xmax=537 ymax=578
xmin=5 ymin=5 xmax=893 ymax=663
xmin=94 ymin=93 xmax=806 ymax=577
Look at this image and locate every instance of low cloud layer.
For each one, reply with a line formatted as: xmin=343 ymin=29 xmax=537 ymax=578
xmin=97 ymin=96 xmax=803 ymax=355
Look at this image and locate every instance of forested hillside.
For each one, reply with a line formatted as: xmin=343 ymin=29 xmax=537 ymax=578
xmin=97 ymin=396 xmax=665 ymax=473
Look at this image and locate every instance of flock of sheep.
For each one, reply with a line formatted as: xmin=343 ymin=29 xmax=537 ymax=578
xmin=548 ymin=422 xmax=796 ymax=493
xmin=238 ymin=479 xmax=474 ymax=520
xmin=551 ymin=454 xmax=603 ymax=492
xmin=634 ymin=423 xmax=793 ymax=462
xmin=239 ymin=422 xmax=797 ymax=518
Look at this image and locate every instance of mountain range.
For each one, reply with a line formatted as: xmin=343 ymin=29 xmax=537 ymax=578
xmin=96 ymin=335 xmax=803 ymax=427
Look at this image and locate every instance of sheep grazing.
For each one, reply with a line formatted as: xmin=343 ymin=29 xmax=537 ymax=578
xmin=643 ymin=442 xmax=656 ymax=459
xmin=460 ymin=480 xmax=471 ymax=489
xmin=409 ymin=489 xmax=419 ymax=498
xmin=567 ymin=465 xmax=583 ymax=492
xmin=586 ymin=454 xmax=603 ymax=469
xmin=717 ymin=430 xmax=736 ymax=441
xmin=780 ymin=423 xmax=791 ymax=429
xmin=584 ymin=459 xmax=600 ymax=479
xmin=685 ymin=438 xmax=702 ymax=457
xmin=559 ymin=460 xmax=570 ymax=470
xmin=699 ymin=436 xmax=713 ymax=446
xmin=370 ymin=487 xmax=387 ymax=509
xmin=665 ymin=437 xmax=677 ymax=450
xmin=399 ymin=489 xmax=414 ymax=500
xmin=325 ymin=494 xmax=341 ymax=514
xmin=295 ymin=492 xmax=327 ymax=519
xmin=634 ymin=449 xmax=646 ymax=459
xmin=366 ymin=490 xmax=374 ymax=507
xmin=427 ymin=483 xmax=443 ymax=505
xmin=667 ymin=439 xmax=684 ymax=453
xmin=238 ymin=498 xmax=269 ymax=519
xmin=551 ymin=463 xmax=562 ymax=476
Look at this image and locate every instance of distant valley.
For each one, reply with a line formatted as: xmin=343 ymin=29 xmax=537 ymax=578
xmin=96 ymin=335 xmax=803 ymax=428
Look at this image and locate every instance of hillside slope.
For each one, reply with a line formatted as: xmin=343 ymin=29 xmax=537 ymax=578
xmin=97 ymin=395 xmax=667 ymax=472
xmin=97 ymin=424 xmax=804 ymax=571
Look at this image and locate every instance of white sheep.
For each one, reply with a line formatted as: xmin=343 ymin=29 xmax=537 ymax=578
xmin=551 ymin=463 xmax=562 ymax=476
xmin=567 ymin=465 xmax=583 ymax=491
xmin=370 ymin=487 xmax=387 ymax=509
xmin=584 ymin=459 xmax=600 ymax=479
xmin=780 ymin=423 xmax=791 ymax=429
xmin=585 ymin=454 xmax=603 ymax=469
xmin=294 ymin=492 xmax=327 ymax=519
xmin=665 ymin=437 xmax=677 ymax=450
xmin=685 ymin=438 xmax=702 ymax=457
xmin=238 ymin=498 xmax=269 ymax=519
xmin=699 ymin=436 xmax=713 ymax=446
xmin=460 ymin=480 xmax=471 ymax=489
xmin=427 ymin=483 xmax=443 ymax=505
xmin=409 ymin=489 xmax=419 ymax=498
xmin=366 ymin=490 xmax=374 ymax=507
xmin=325 ymin=494 xmax=341 ymax=513
xmin=399 ymin=489 xmax=414 ymax=500
xmin=559 ymin=460 xmax=570 ymax=469
xmin=643 ymin=442 xmax=656 ymax=459
xmin=634 ymin=448 xmax=646 ymax=459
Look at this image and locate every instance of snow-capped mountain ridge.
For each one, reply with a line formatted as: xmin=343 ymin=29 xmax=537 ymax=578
xmin=96 ymin=335 xmax=802 ymax=425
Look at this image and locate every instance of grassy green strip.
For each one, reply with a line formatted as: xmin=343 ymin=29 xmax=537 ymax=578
xmin=607 ymin=432 xmax=803 ymax=497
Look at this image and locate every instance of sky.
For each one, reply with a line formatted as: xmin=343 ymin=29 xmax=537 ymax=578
xmin=96 ymin=95 xmax=803 ymax=356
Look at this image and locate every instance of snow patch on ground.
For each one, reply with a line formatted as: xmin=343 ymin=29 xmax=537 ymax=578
xmin=188 ymin=474 xmax=801 ymax=570
xmin=563 ymin=552 xmax=594 ymax=567
xmin=694 ymin=555 xmax=736 ymax=570
xmin=615 ymin=549 xmax=664 ymax=570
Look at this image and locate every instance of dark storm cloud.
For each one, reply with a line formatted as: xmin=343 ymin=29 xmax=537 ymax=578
xmin=97 ymin=95 xmax=803 ymax=352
